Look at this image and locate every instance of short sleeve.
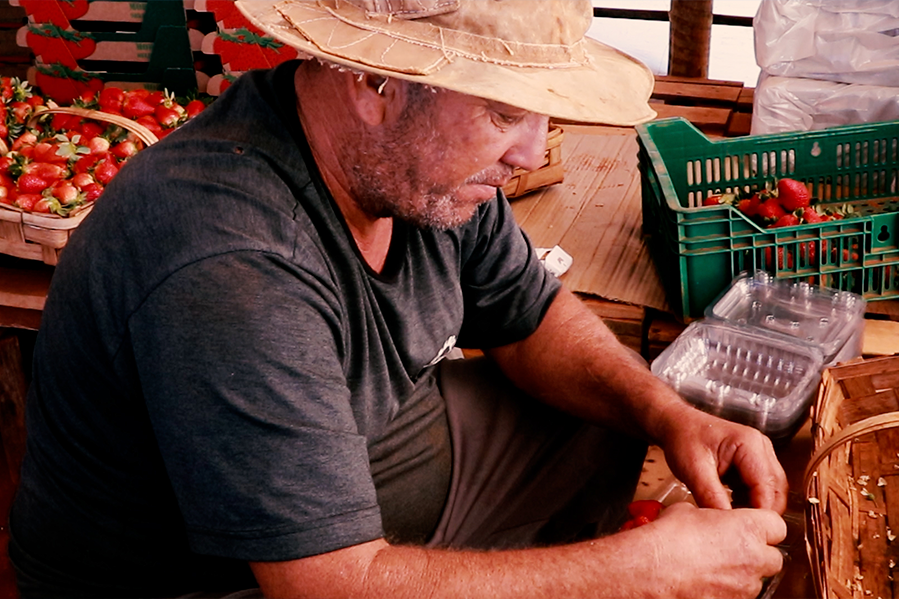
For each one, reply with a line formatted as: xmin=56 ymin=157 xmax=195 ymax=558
xmin=457 ymin=193 xmax=561 ymax=348
xmin=129 ymin=251 xmax=384 ymax=561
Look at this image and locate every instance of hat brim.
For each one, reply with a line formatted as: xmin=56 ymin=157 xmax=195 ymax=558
xmin=237 ymin=0 xmax=658 ymax=126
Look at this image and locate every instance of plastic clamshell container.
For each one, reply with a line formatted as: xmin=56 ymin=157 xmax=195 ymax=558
xmin=705 ymin=271 xmax=866 ymax=365
xmin=636 ymin=116 xmax=899 ymax=320
xmin=651 ymin=320 xmax=824 ymax=442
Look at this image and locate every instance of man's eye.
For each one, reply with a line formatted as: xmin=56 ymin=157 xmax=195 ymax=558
xmin=493 ymin=111 xmax=524 ymax=127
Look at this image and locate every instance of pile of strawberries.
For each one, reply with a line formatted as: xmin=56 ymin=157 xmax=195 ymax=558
xmin=703 ymin=177 xmax=853 ymax=228
xmin=0 ymin=76 xmax=209 ymax=217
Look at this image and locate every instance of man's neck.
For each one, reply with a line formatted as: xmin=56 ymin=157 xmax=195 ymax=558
xmin=294 ymin=65 xmax=393 ymax=273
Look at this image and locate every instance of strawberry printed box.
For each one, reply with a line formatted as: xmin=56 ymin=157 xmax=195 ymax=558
xmin=194 ymin=0 xmax=298 ymax=96
xmin=0 ymin=77 xmax=208 ymax=265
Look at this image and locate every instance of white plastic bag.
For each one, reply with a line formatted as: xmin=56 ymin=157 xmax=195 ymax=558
xmin=754 ymin=0 xmax=899 ymax=86
xmin=751 ymin=72 xmax=899 ymax=134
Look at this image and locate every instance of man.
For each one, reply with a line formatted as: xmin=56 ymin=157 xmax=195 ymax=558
xmin=10 ymin=1 xmax=788 ymax=597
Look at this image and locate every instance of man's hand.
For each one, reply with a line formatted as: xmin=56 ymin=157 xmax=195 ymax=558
xmin=621 ymin=502 xmax=787 ymax=599
xmin=655 ymin=402 xmax=789 ymax=514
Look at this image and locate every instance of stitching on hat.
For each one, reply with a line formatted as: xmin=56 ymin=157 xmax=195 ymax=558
xmin=322 ymin=4 xmax=589 ymax=68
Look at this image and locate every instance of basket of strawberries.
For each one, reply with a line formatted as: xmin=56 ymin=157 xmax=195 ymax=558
xmin=0 ymin=76 xmax=207 ymax=265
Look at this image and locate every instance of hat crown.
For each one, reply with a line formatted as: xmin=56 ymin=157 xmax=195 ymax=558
xmin=348 ymin=0 xmax=592 ymax=47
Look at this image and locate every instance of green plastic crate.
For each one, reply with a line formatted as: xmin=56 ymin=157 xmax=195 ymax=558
xmin=636 ymin=117 xmax=899 ymax=320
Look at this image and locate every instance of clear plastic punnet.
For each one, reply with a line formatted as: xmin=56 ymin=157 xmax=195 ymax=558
xmin=651 ymin=320 xmax=824 ymax=442
xmin=704 ymin=271 xmax=866 ymax=366
xmin=651 ymin=272 xmax=866 ymax=442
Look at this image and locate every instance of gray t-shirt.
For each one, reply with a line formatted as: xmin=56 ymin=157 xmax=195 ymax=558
xmin=10 ymin=62 xmax=560 ymax=597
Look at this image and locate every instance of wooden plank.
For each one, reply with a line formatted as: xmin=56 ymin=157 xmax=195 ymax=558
xmin=0 ymin=264 xmax=52 ymax=311
xmin=0 ymin=305 xmax=40 ymax=330
xmin=652 ymin=78 xmax=743 ymax=105
xmin=650 ymin=102 xmax=733 ymax=129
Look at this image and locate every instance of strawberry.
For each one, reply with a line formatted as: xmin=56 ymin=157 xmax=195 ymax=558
xmin=16 ymin=173 xmax=52 ymax=194
xmin=24 ymin=162 xmax=67 ymax=181
xmin=10 ymin=131 xmax=37 ymax=151
xmin=737 ymin=195 xmax=761 ymax=217
xmin=32 ymin=197 xmax=56 ymax=214
xmin=73 ymin=153 xmax=101 ymax=174
xmin=776 ymin=178 xmax=810 ymax=211
xmin=154 ymin=104 xmax=182 ymax=128
xmin=51 ymin=111 xmax=79 ymax=131
xmin=800 ymin=207 xmax=826 ymax=224
xmin=32 ymin=142 xmax=68 ymax=165
xmin=702 ymin=192 xmax=736 ymax=207
xmin=71 ymin=172 xmax=94 ymax=189
xmin=110 ymin=140 xmax=138 ymax=160
xmin=81 ymin=182 xmax=103 ymax=201
xmin=97 ymin=86 xmax=125 ymax=114
xmin=135 ymin=115 xmax=163 ymax=139
xmin=0 ymin=185 xmax=15 ymax=205
xmin=78 ymin=121 xmax=106 ymax=140
xmin=770 ymin=213 xmax=800 ymax=228
xmin=757 ymin=197 xmax=787 ymax=222
xmin=51 ymin=180 xmax=80 ymax=204
xmin=15 ymin=193 xmax=41 ymax=211
xmin=88 ymin=136 xmax=110 ymax=155
xmin=122 ymin=92 xmax=157 ymax=119
xmin=185 ymin=99 xmax=206 ymax=119
xmin=93 ymin=156 xmax=119 ymax=185
xmin=9 ymin=101 xmax=32 ymax=124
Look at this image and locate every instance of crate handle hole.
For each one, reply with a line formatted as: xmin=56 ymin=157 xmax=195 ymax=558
xmin=811 ymin=142 xmax=822 ymax=158
xmin=878 ymin=225 xmax=891 ymax=242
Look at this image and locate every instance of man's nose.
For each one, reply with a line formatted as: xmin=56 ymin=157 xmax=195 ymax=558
xmin=502 ymin=114 xmax=550 ymax=172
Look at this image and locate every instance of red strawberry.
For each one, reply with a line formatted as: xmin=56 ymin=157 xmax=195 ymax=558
xmin=24 ymin=162 xmax=67 ymax=181
xmin=154 ymin=104 xmax=182 ymax=128
xmin=71 ymin=172 xmax=94 ymax=189
xmin=185 ymin=99 xmax=206 ymax=119
xmin=10 ymin=131 xmax=37 ymax=151
xmin=15 ymin=193 xmax=42 ymax=211
xmin=16 ymin=173 xmax=52 ymax=194
xmin=93 ymin=156 xmax=119 ymax=185
xmin=88 ymin=136 xmax=110 ymax=155
xmin=78 ymin=121 xmax=106 ymax=140
xmin=32 ymin=142 xmax=68 ymax=165
xmin=777 ymin=178 xmax=810 ymax=211
xmin=73 ymin=153 xmax=101 ymax=174
xmin=135 ymin=115 xmax=163 ymax=139
xmin=82 ymin=182 xmax=103 ymax=201
xmin=32 ymin=196 xmax=57 ymax=214
xmin=51 ymin=180 xmax=80 ymax=204
xmin=98 ymin=86 xmax=125 ymax=114
xmin=770 ymin=213 xmax=800 ymax=228
xmin=0 ymin=184 xmax=15 ymax=205
xmin=757 ymin=197 xmax=787 ymax=222
xmin=111 ymin=140 xmax=138 ymax=160
xmin=9 ymin=101 xmax=32 ymax=124
xmin=737 ymin=194 xmax=762 ymax=217
xmin=800 ymin=207 xmax=826 ymax=224
xmin=122 ymin=92 xmax=157 ymax=119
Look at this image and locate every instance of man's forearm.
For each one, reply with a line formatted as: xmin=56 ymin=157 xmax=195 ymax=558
xmin=486 ymin=287 xmax=694 ymax=445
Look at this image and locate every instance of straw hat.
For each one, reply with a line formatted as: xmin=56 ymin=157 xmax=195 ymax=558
xmin=236 ymin=0 xmax=657 ymax=126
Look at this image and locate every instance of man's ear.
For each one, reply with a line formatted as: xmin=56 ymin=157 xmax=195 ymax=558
xmin=347 ymin=72 xmax=397 ymax=126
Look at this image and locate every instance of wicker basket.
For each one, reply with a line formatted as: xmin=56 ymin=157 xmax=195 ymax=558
xmin=0 ymin=107 xmax=158 ymax=266
xmin=502 ymin=124 xmax=564 ymax=199
xmin=804 ymin=355 xmax=899 ymax=599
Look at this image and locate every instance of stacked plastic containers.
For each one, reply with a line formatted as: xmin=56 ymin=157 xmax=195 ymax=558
xmin=651 ymin=271 xmax=866 ymax=443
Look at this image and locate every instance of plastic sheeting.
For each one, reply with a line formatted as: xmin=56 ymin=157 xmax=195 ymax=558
xmin=754 ymin=0 xmax=899 ymax=86
xmin=751 ymin=73 xmax=899 ymax=134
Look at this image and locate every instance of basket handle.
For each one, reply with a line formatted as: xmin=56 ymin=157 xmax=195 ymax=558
xmin=803 ymin=411 xmax=899 ymax=494
xmin=24 ymin=106 xmax=159 ymax=148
